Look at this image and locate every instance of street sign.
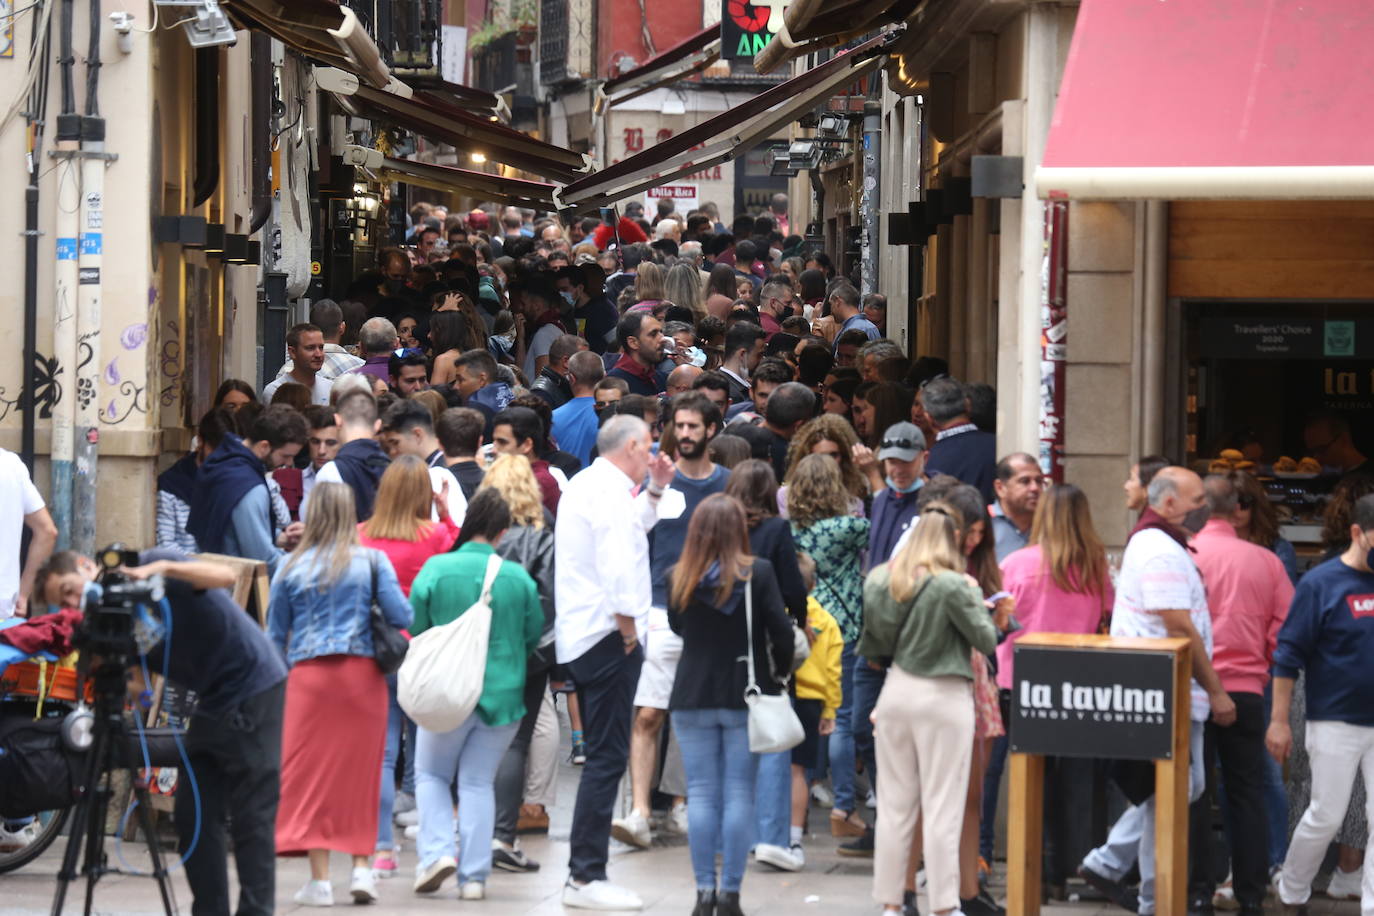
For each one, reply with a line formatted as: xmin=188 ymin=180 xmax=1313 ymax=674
xmin=1010 ymin=642 xmax=1176 ymax=760
xmin=721 ymin=0 xmax=792 ymax=60
xmin=645 ymin=184 xmax=698 ymax=214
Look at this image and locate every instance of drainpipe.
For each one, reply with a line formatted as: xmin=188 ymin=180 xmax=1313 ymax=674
xmin=50 ymin=0 xmax=80 ymax=549
xmin=860 ymin=99 xmax=880 ymax=298
xmin=72 ymin=0 xmax=106 ymax=555
xmin=21 ymin=4 xmax=53 ymax=472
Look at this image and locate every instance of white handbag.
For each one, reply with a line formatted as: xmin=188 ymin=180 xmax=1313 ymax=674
xmin=398 ymin=554 xmax=501 ymax=733
xmin=743 ymin=571 xmax=805 ymax=754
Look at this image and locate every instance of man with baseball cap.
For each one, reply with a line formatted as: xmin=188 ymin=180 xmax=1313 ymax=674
xmin=837 ymin=422 xmax=930 ymax=860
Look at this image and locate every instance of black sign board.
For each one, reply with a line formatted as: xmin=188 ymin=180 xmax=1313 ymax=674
xmin=1198 ymin=317 xmax=1374 ymax=360
xmin=1010 ymin=644 xmax=1175 ymax=761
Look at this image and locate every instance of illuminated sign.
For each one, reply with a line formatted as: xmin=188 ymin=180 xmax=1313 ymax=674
xmin=721 ymin=0 xmax=792 ymax=60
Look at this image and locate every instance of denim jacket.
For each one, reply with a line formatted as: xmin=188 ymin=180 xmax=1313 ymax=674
xmin=267 ymin=546 xmax=413 ymax=666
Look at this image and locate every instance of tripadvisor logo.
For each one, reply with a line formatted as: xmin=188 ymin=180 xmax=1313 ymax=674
xmin=1020 ymin=679 xmax=1167 ymax=724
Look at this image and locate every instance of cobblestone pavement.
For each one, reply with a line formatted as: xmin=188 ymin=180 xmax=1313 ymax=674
xmin=0 ymin=740 xmax=1363 ymax=916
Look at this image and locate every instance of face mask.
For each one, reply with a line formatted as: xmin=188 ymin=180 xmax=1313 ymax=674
xmin=1179 ymin=504 xmax=1211 ymax=534
xmin=886 ymin=475 xmax=924 ymax=495
xmin=781 ymin=305 xmax=795 ymax=320
xmin=383 ymin=277 xmax=406 ymax=294
xmin=494 ymin=331 xmax=516 ymax=349
xmin=685 ymin=346 xmax=707 ymax=368
xmin=560 ymin=291 xmax=576 ymax=306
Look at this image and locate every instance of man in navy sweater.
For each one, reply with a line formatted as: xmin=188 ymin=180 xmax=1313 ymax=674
xmin=921 ymin=377 xmax=997 ymax=504
xmin=1267 ymin=492 xmax=1374 ymax=914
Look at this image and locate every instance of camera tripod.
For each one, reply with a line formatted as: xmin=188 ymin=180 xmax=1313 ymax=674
xmin=50 ymin=656 xmax=178 ymax=916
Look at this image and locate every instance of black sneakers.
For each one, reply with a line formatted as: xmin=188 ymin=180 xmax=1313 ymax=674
xmin=1078 ymin=864 xmax=1140 ymax=913
xmin=836 ymin=825 xmax=875 ymax=858
xmin=961 ymin=890 xmax=1005 ymax=916
xmin=491 ymin=841 xmax=540 ymax=873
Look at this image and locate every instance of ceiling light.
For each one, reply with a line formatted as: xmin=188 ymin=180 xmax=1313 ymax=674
xmin=470 ymin=152 xmax=487 ymax=164
xmin=770 ymin=149 xmax=797 ymax=177
xmin=817 ymin=113 xmax=847 ymax=139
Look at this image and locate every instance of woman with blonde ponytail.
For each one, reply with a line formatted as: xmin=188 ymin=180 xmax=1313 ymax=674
xmin=860 ymin=502 xmax=998 ymax=916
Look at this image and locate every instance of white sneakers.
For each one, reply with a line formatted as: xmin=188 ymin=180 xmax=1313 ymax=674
xmin=349 ymin=867 xmax=379 ymax=904
xmin=1325 ymin=865 xmax=1362 ymax=900
xmin=610 ymin=811 xmax=652 ymax=849
xmin=665 ymin=802 xmax=689 ymax=836
xmin=754 ymin=843 xmax=803 ymax=872
xmin=294 ymin=879 xmax=334 ymax=907
xmin=810 ymin=783 xmax=834 ymax=809
xmin=460 ymin=880 xmax=486 ymax=900
xmin=562 ymin=879 xmax=644 ymax=910
xmin=413 ymin=855 xmax=458 ymax=894
xmin=0 ymin=821 xmax=38 ymax=852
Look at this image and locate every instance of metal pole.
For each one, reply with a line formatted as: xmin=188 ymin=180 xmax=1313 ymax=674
xmin=72 ymin=0 xmax=105 ymax=556
xmin=860 ymin=100 xmax=881 ymax=298
xmin=50 ymin=0 xmax=81 ymax=549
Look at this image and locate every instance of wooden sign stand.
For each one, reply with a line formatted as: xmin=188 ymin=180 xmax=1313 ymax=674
xmin=1006 ymin=634 xmax=1192 ymax=916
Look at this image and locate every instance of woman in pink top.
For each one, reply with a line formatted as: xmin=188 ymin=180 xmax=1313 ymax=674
xmin=358 ymin=455 xmax=460 ymax=876
xmin=997 ymin=482 xmax=1113 ymax=894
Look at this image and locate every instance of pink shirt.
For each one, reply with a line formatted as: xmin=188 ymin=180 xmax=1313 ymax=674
xmin=359 ymin=518 xmax=461 ymax=597
xmin=1190 ymin=518 xmax=1293 ymax=695
xmin=996 ymin=544 xmax=1114 ymax=689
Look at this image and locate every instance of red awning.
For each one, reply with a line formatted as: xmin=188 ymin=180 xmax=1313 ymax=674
xmin=562 ymin=32 xmax=893 ymax=210
xmin=597 ymin=24 xmax=721 ymax=113
xmin=1036 ymin=0 xmax=1374 ymax=200
xmin=337 ymin=86 xmax=588 ymax=182
xmin=378 ymin=158 xmax=557 ymax=208
xmin=603 ymin=24 xmax=719 ymax=93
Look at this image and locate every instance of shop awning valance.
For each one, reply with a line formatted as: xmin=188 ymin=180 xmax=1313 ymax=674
xmin=401 ymin=77 xmax=508 ymax=119
xmin=597 ymin=24 xmax=721 ymax=112
xmin=378 ymin=158 xmax=557 ymax=208
xmin=561 ymin=32 xmax=893 ymax=210
xmin=221 ymin=0 xmax=391 ymax=89
xmin=337 ymin=86 xmax=589 ymax=183
xmin=1036 ymin=0 xmax=1374 ymax=200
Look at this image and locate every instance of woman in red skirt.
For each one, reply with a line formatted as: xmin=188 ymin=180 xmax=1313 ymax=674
xmin=267 ymin=482 xmax=413 ymax=906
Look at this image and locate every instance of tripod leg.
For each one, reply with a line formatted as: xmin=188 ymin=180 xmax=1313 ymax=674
xmin=81 ymin=727 xmax=114 ymax=916
xmin=49 ymin=729 xmax=105 ymax=916
xmin=114 ymin=722 xmax=179 ymax=916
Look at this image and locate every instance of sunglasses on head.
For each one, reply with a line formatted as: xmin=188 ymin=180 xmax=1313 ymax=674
xmin=881 ymin=437 xmax=920 ymax=451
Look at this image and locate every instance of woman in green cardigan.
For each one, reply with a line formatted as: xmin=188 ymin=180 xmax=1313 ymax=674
xmin=408 ymin=489 xmax=544 ymax=901
xmin=860 ymin=501 xmax=1000 ymax=916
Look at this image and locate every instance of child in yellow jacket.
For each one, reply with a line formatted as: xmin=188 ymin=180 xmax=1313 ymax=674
xmin=790 ymin=553 xmax=843 ymax=859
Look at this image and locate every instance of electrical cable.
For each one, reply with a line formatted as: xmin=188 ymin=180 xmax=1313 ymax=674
xmin=112 ymin=599 xmax=202 ymax=875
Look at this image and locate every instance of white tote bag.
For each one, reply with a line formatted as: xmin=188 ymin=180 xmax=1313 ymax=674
xmin=398 ymin=554 xmax=502 ymax=733
xmin=743 ymin=573 xmax=805 ymax=754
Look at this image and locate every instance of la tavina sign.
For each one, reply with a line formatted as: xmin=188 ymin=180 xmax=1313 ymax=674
xmin=1010 ymin=637 xmax=1177 ymax=761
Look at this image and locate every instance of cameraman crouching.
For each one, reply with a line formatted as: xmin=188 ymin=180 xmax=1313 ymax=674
xmin=42 ymin=547 xmax=287 ymax=916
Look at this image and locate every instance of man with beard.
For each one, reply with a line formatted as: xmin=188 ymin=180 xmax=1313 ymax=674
xmin=607 ymin=312 xmax=668 ymax=397
xmin=610 ymin=392 xmax=727 ymax=850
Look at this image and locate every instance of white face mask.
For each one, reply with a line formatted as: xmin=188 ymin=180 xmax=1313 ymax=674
xmin=494 ymin=331 xmax=516 ymax=348
xmin=685 ymin=346 xmax=707 ymax=368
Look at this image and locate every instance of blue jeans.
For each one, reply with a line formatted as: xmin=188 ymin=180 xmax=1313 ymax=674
xmin=1084 ymin=721 xmax=1205 ymax=915
xmin=754 ymin=750 xmax=792 ymax=848
xmin=378 ymin=678 xmax=403 ymax=851
xmin=415 ymin=716 xmax=519 ymax=883
xmin=852 ymin=658 xmax=885 ymax=796
xmin=829 ymin=642 xmax=859 ymax=812
xmin=673 ymin=708 xmax=758 ymax=893
xmin=981 ymin=734 xmax=1009 ymax=861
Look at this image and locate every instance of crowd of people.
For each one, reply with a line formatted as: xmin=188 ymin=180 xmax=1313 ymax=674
xmin=3 ymin=197 xmax=1372 ymax=916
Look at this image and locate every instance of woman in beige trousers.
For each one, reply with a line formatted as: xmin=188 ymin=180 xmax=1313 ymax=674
xmin=859 ymin=502 xmax=1001 ymax=916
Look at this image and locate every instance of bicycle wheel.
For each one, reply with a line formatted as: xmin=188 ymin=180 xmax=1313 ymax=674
xmin=0 ymin=806 xmax=70 ymax=873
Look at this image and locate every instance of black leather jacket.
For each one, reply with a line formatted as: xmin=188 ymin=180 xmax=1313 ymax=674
xmin=530 ymin=368 xmax=572 ymax=409
xmin=493 ymin=520 xmax=555 ymax=651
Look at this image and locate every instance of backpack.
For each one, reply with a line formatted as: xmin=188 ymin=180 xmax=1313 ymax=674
xmin=397 ymin=554 xmax=500 ymax=732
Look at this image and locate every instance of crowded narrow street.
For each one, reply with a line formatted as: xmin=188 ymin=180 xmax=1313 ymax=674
xmin=3 ymin=2 xmax=1374 ymax=916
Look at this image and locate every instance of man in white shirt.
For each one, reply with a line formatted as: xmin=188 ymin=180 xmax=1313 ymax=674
xmin=379 ymin=399 xmax=467 ymax=524
xmin=1079 ymin=467 xmax=1234 ymax=916
xmin=555 ymin=415 xmax=674 ymax=911
xmin=0 ymin=449 xmax=57 ymax=618
xmin=262 ymin=323 xmax=332 ymax=405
